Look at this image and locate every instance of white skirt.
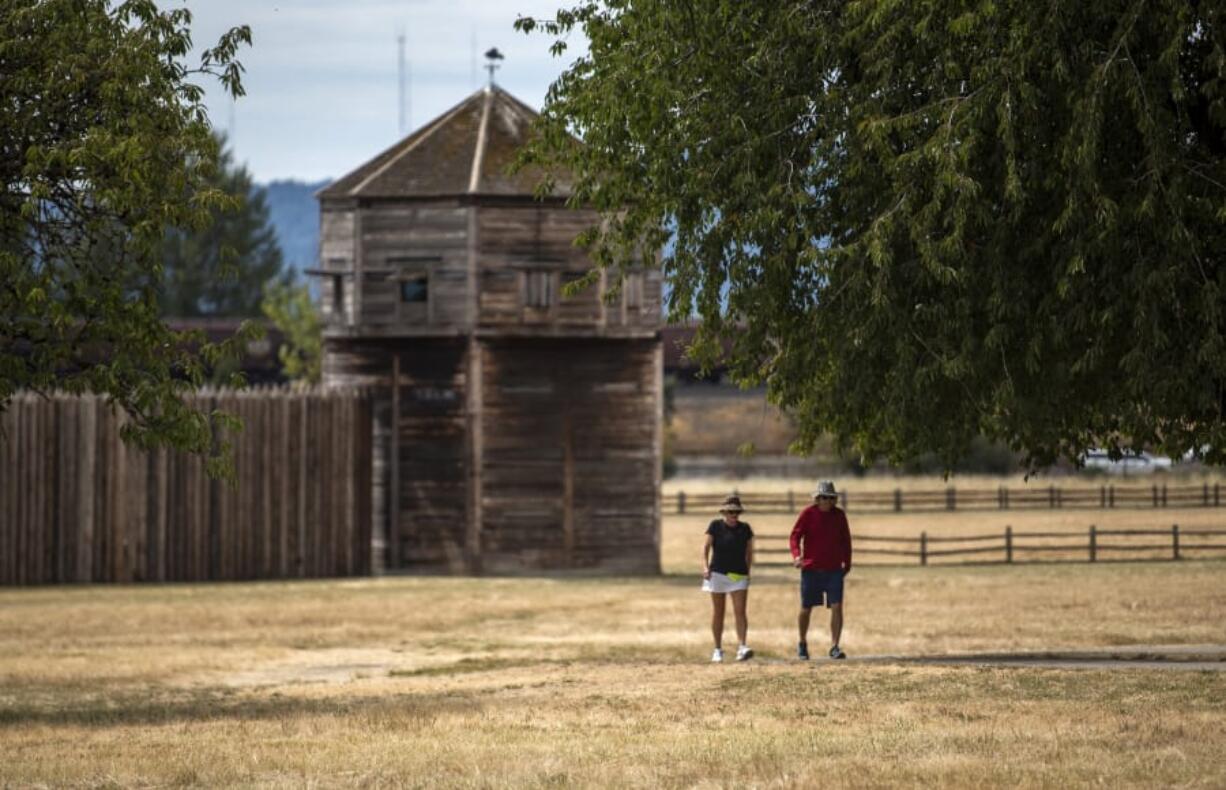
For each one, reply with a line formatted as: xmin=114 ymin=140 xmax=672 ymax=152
xmin=702 ymin=571 xmax=750 ymax=593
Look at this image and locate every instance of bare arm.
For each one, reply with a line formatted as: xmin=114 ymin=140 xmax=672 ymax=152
xmin=745 ymin=537 xmax=754 ymax=573
xmin=702 ymin=533 xmax=714 ymax=579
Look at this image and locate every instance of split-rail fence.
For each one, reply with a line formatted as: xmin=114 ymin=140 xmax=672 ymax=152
xmin=668 ymin=483 xmax=1223 ymax=515
xmin=754 ymin=524 xmax=1226 ymax=567
xmin=1 ymin=388 xmax=372 ymax=585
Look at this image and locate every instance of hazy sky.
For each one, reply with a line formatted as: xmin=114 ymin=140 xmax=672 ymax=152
xmin=168 ymin=1 xmax=586 ymax=183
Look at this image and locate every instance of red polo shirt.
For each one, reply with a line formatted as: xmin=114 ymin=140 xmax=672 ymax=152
xmin=789 ymin=504 xmax=852 ymax=572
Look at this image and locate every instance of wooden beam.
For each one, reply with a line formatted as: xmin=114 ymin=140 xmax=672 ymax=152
xmin=390 ymin=354 xmax=401 ymax=570
xmin=563 ymin=410 xmax=575 ymax=567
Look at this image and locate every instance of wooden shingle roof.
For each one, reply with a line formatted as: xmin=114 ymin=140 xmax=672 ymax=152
xmin=317 ymin=86 xmax=569 ymax=200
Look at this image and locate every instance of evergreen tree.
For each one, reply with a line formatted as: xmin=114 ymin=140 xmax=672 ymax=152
xmin=160 ymin=138 xmax=287 ymax=317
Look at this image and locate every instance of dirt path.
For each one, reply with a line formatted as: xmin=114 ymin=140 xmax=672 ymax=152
xmin=214 ymin=644 xmax=1226 ymax=688
xmin=841 ymin=644 xmax=1226 ymax=671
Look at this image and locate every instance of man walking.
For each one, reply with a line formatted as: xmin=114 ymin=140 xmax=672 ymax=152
xmin=790 ymin=480 xmax=853 ymax=660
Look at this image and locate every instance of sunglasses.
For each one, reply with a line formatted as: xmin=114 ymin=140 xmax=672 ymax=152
xmin=817 ymin=495 xmax=837 ymax=501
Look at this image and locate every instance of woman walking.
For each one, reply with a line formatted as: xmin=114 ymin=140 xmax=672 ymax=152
xmin=702 ymin=495 xmax=754 ymax=662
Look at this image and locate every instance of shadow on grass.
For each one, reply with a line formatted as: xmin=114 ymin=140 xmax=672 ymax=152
xmin=0 ymin=646 xmax=697 ymax=730
xmin=0 ymin=686 xmax=482 ymax=730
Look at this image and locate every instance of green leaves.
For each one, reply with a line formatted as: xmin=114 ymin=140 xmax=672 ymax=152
xmin=519 ymin=0 xmax=1226 ymax=471
xmin=261 ymin=283 xmax=321 ymax=385
xmin=1 ymin=0 xmax=252 ymax=472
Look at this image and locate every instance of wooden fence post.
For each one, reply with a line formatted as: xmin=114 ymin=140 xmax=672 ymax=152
xmin=1089 ymin=524 xmax=1097 ymax=562
xmin=893 ymin=488 xmax=902 ymax=512
xmin=842 ymin=490 xmax=848 ymax=510
xmin=1204 ymin=483 xmax=1210 ymax=507
xmin=1172 ymin=524 xmax=1180 ymax=560
xmin=787 ymin=490 xmax=794 ymax=512
xmin=920 ymin=531 xmax=928 ymax=566
xmin=1005 ymin=525 xmax=1013 ymax=564
xmin=1152 ymin=484 xmax=1158 ymax=508
xmin=946 ymin=487 xmax=956 ymax=511
xmin=1215 ymin=483 xmax=1221 ymax=507
xmin=1049 ymin=486 xmax=1056 ymax=509
xmin=1109 ymin=485 xmax=1115 ymax=508
xmin=1162 ymin=484 xmax=1168 ymax=507
xmin=677 ymin=491 xmax=686 ymax=514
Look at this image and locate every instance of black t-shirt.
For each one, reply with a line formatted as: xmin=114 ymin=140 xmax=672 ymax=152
xmin=706 ymin=519 xmax=754 ymax=575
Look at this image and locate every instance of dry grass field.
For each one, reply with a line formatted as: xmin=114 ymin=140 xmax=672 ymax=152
xmin=3 ymin=489 xmax=1226 ymax=787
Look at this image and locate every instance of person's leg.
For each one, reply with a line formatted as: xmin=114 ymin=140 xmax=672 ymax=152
xmin=830 ymin=602 xmax=843 ymax=647
xmin=730 ymin=589 xmax=748 ymax=646
xmin=710 ymin=593 xmax=726 ymax=648
xmin=798 ymin=605 xmax=811 ymax=643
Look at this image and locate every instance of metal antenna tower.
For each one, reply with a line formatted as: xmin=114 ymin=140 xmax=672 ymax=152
xmin=397 ymin=30 xmax=409 ymax=135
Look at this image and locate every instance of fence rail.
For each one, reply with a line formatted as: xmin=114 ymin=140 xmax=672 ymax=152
xmin=666 ymin=483 xmax=1223 ymax=515
xmin=1 ymin=388 xmax=372 ymax=585
xmin=752 ymin=524 xmax=1226 ymax=566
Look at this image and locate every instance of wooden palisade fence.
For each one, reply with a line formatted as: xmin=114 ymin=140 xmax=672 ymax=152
xmin=1 ymin=388 xmax=372 ymax=585
xmin=754 ymin=525 xmax=1226 ymax=567
xmin=668 ymin=483 xmax=1223 ymax=515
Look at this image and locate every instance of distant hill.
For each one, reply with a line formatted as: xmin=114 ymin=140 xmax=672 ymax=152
xmin=262 ymin=179 xmax=331 ymax=280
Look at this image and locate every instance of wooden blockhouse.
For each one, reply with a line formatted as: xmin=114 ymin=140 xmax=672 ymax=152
xmin=314 ymin=86 xmax=663 ymax=574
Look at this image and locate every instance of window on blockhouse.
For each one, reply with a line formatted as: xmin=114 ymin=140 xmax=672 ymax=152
xmin=400 ymin=275 xmax=428 ymax=303
xmin=525 ymin=270 xmax=552 ymax=308
xmin=625 ymin=272 xmax=643 ymax=309
xmin=331 ymin=274 xmax=344 ymax=315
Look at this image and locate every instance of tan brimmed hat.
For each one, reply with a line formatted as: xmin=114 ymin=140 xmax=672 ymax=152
xmin=718 ymin=495 xmax=744 ymax=513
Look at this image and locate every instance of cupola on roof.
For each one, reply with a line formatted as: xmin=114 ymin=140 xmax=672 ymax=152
xmin=318 ymin=86 xmax=569 ymax=200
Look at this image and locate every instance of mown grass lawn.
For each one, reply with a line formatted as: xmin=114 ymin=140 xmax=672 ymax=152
xmin=2 ymin=509 xmax=1225 ymax=787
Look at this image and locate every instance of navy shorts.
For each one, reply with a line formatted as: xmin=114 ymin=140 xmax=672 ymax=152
xmin=800 ymin=569 xmax=844 ymax=609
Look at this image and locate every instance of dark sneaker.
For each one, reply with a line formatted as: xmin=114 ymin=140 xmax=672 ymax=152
xmin=829 ymin=645 xmax=846 ymax=660
xmin=797 ymin=642 xmax=810 ymax=660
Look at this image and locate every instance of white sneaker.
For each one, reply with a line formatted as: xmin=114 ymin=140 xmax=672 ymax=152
xmin=736 ymin=645 xmax=754 ymax=661
xmin=711 ymin=648 xmax=724 ymax=663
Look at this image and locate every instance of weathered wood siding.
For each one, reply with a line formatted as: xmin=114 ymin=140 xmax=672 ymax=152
xmin=359 ymin=203 xmax=470 ymax=327
xmin=0 ymin=389 xmax=372 ymax=585
xmin=391 ymin=341 xmax=470 ymax=570
xmin=480 ymin=339 xmax=660 ymax=572
xmin=318 ymin=196 xmax=662 ymax=575
xmin=320 ymin=207 xmax=356 ymax=324
xmin=322 ymin=339 xmax=471 ymax=572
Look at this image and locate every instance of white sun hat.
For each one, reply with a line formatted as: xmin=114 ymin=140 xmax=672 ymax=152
xmin=812 ymin=480 xmax=839 ymax=499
